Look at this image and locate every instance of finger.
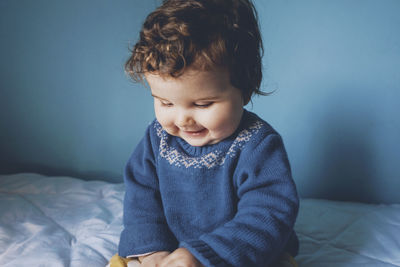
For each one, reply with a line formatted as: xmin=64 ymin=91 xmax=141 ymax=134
xmin=160 ymin=257 xmax=192 ymax=267
xmin=159 ymin=254 xmax=182 ymax=267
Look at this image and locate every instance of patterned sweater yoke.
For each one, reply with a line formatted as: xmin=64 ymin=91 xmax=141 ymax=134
xmin=155 ymin=117 xmax=264 ymax=169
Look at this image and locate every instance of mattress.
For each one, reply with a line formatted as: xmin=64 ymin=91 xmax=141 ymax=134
xmin=0 ymin=173 xmax=399 ymax=267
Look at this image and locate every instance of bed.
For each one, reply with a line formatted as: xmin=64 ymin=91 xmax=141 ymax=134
xmin=0 ymin=173 xmax=399 ymax=267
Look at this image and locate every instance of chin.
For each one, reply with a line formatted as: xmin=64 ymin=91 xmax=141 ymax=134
xmin=184 ymin=139 xmax=209 ymax=147
xmin=184 ymin=137 xmax=223 ymax=147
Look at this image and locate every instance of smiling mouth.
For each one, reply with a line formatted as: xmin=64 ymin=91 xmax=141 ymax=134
xmin=182 ymin=128 xmax=207 ymax=136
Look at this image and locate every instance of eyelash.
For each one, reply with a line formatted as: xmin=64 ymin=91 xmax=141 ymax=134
xmin=194 ymin=103 xmax=213 ymax=108
xmin=161 ymin=101 xmax=173 ymax=107
xmin=160 ymin=101 xmax=213 ymax=108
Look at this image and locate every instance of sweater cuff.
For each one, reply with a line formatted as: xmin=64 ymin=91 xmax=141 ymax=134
xmin=118 ymin=225 xmax=178 ymax=257
xmin=180 ymin=240 xmax=229 ymax=267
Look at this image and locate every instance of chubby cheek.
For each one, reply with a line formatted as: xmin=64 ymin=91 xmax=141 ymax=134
xmin=154 ymin=105 xmax=176 ymax=133
xmin=205 ymin=105 xmax=243 ymax=137
xmin=212 ymin=116 xmax=237 ymax=136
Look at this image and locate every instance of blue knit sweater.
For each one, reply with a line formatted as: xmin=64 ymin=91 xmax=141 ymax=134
xmin=118 ymin=110 xmax=299 ymax=267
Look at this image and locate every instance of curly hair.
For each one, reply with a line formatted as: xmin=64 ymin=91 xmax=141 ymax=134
xmin=125 ymin=0 xmax=266 ymax=101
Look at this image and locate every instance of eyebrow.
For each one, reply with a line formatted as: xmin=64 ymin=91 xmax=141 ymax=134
xmin=151 ymin=94 xmax=169 ymax=101
xmin=151 ymin=94 xmax=161 ymax=98
xmin=151 ymin=94 xmax=219 ymax=102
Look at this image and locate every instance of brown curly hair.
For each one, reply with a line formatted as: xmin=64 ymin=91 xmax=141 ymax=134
xmin=125 ymin=0 xmax=266 ymax=101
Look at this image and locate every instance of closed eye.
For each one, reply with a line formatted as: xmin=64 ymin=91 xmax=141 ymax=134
xmin=160 ymin=101 xmax=173 ymax=107
xmin=194 ymin=102 xmax=213 ymax=108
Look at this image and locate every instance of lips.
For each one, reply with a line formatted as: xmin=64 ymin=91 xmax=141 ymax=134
xmin=181 ymin=128 xmax=207 ymax=136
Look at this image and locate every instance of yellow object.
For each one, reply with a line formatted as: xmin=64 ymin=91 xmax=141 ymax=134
xmin=109 ymin=253 xmax=134 ymax=267
xmin=287 ymin=254 xmax=298 ymax=267
xmin=280 ymin=253 xmax=298 ymax=267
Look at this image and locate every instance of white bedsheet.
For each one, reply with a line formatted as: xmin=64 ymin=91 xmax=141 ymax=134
xmin=0 ymin=173 xmax=399 ymax=267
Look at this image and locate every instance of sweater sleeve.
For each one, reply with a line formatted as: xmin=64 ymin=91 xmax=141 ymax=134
xmin=118 ymin=124 xmax=178 ymax=257
xmin=180 ymin=133 xmax=299 ymax=267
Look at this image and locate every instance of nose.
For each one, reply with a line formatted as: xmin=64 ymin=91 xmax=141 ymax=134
xmin=175 ymin=110 xmax=195 ymax=129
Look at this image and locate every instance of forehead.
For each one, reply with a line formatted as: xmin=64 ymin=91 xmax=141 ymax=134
xmin=145 ymin=67 xmax=233 ymax=97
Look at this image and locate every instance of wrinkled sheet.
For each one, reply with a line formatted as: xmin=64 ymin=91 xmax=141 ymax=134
xmin=296 ymin=199 xmax=400 ymax=267
xmin=0 ymin=173 xmax=399 ymax=267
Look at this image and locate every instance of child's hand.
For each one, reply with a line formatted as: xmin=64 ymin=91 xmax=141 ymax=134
xmin=158 ymin=248 xmax=204 ymax=267
xmin=139 ymin=251 xmax=170 ymax=267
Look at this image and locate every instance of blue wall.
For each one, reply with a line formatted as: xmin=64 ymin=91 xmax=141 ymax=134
xmin=1 ymin=1 xmax=399 ymax=203
xmin=0 ymin=0 xmax=158 ymax=181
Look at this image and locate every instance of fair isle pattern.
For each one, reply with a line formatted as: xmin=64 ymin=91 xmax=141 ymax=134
xmin=154 ymin=120 xmax=263 ymax=169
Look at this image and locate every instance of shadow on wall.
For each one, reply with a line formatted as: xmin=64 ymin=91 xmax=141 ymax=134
xmin=304 ymin=86 xmax=381 ymax=203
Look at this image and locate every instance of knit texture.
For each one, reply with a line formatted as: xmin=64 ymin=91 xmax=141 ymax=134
xmin=118 ymin=110 xmax=299 ymax=267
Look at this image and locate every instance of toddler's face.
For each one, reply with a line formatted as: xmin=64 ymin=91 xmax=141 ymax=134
xmin=145 ymin=67 xmax=244 ymax=147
